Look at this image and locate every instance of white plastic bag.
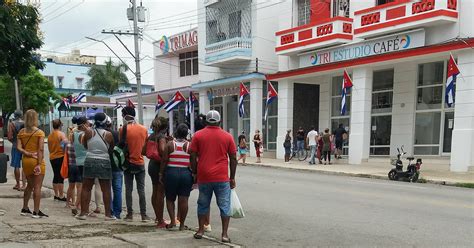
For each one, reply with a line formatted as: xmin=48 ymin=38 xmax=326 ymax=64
xmin=230 ymin=189 xmax=245 ymax=219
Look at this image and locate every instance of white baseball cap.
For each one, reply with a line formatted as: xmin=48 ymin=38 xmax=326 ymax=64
xmin=206 ymin=110 xmax=221 ymax=124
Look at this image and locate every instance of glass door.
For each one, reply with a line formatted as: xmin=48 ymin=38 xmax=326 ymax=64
xmin=442 ymin=111 xmax=454 ymax=153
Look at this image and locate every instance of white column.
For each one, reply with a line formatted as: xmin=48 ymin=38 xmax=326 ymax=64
xmin=318 ymin=76 xmax=331 ymax=131
xmin=276 ymin=80 xmax=294 ymax=159
xmin=198 ymin=89 xmax=210 ymax=115
xmin=349 ymin=67 xmax=372 ymax=164
xmin=390 ymin=62 xmax=417 ymax=156
xmin=450 ymin=51 xmax=474 ymax=172
xmin=250 ymin=80 xmax=263 ymax=157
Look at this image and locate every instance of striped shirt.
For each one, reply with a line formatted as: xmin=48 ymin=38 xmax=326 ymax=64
xmin=168 ymin=140 xmax=190 ymax=168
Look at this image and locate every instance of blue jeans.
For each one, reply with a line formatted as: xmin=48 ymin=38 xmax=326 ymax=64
xmin=309 ymin=145 xmax=317 ymax=164
xmin=10 ymin=147 xmax=22 ymax=168
xmin=297 ymin=140 xmax=305 ymax=156
xmin=111 ymin=171 xmax=123 ymax=218
xmin=198 ymin=182 xmax=231 ymax=217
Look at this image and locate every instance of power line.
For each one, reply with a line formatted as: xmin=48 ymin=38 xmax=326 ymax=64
xmin=42 ymin=0 xmax=72 ymax=19
xmin=43 ymin=0 xmax=85 ymax=24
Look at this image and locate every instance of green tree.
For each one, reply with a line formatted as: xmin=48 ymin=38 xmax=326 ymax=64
xmin=86 ymin=59 xmax=129 ymax=95
xmin=0 ymin=1 xmax=43 ymax=78
xmin=20 ymin=68 xmax=58 ymax=114
xmin=0 ymin=75 xmax=16 ymax=112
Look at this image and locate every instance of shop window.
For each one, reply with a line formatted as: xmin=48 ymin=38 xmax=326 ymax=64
xmin=417 ymin=61 xmax=444 ymax=110
xmin=372 ymin=69 xmax=393 ymax=114
xmin=262 ymin=81 xmax=278 ymax=151
xmin=297 ymin=0 xmax=311 ymax=26
xmin=370 ymin=116 xmax=392 ymax=155
xmin=331 ymin=75 xmax=350 ymax=156
xmin=179 ymin=51 xmax=198 ymax=77
xmin=45 ymin=76 xmax=54 ymax=83
xmin=414 ymin=112 xmax=441 ymax=155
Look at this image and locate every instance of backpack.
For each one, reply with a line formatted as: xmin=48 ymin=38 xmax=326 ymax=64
xmin=112 ymin=124 xmax=129 ymax=171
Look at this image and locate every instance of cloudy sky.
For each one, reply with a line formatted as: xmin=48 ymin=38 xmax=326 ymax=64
xmin=38 ymin=0 xmax=199 ymax=85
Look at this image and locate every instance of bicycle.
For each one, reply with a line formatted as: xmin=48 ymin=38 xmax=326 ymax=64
xmin=289 ymin=145 xmax=308 ymax=161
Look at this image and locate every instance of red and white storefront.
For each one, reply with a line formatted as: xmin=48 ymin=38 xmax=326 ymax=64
xmin=269 ymin=0 xmax=473 ymax=172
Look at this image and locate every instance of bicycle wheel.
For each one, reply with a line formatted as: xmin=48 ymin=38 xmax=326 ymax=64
xmin=298 ymin=149 xmax=308 ymax=161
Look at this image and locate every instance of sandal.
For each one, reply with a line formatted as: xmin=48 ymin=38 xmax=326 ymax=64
xmin=87 ymin=212 xmax=98 ymax=218
xmin=156 ymin=222 xmax=167 ymax=229
xmin=193 ymin=233 xmax=203 ymax=239
xmin=13 ymin=186 xmax=20 ymax=191
xmin=221 ymin=237 xmax=231 ymax=243
xmin=179 ymin=225 xmax=189 ymax=231
xmin=166 ymin=224 xmax=179 ymax=231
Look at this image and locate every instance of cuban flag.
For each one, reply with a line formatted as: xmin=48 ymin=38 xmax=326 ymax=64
xmin=446 ymin=54 xmax=459 ymax=107
xmin=341 ymin=70 xmax=353 ymax=115
xmin=126 ymin=99 xmax=135 ymax=108
xmin=185 ymin=91 xmax=197 ymax=118
xmin=264 ymin=82 xmax=278 ymax=121
xmin=155 ymin=94 xmax=166 ymax=112
xmin=239 ymin=83 xmax=250 ymax=118
xmin=62 ymin=97 xmax=71 ymax=110
xmin=164 ymin=91 xmax=186 ymax=113
xmin=72 ymin=92 xmax=86 ymax=103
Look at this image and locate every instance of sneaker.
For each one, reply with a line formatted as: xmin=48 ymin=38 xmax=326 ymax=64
xmin=20 ymin=208 xmax=32 ymax=216
xmin=38 ymin=210 xmax=48 ymax=218
xmin=75 ymin=214 xmax=87 ymax=220
xmin=141 ymin=215 xmax=151 ymax=222
xmin=31 ymin=212 xmax=40 ymax=219
xmin=204 ymin=224 xmax=212 ymax=233
xmin=105 ymin=216 xmax=117 ymax=221
xmin=54 ymin=196 xmax=59 ymax=201
xmin=124 ymin=213 xmax=133 ymax=222
xmin=58 ymin=197 xmax=67 ymax=202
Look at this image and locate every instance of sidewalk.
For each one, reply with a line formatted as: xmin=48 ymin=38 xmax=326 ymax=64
xmin=244 ymin=156 xmax=474 ymax=186
xmin=0 ymin=175 xmax=238 ymax=248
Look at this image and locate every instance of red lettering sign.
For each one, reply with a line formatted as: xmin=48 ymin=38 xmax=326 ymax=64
xmin=168 ymin=29 xmax=198 ymax=52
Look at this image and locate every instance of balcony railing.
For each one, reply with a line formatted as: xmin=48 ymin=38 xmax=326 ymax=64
xmin=204 ymin=37 xmax=252 ymax=65
xmin=354 ymin=0 xmax=458 ymax=38
xmin=275 ymin=16 xmax=353 ymax=56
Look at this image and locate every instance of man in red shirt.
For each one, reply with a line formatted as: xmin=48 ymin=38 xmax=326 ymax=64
xmin=190 ymin=110 xmax=237 ymax=243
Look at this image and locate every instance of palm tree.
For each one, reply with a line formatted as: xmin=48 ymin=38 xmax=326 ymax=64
xmin=86 ymin=59 xmax=129 ymax=95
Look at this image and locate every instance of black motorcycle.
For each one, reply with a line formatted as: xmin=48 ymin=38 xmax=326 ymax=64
xmin=388 ymin=146 xmax=422 ymax=182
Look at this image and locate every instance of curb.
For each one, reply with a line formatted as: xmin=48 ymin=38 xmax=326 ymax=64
xmin=245 ymin=162 xmax=468 ymax=187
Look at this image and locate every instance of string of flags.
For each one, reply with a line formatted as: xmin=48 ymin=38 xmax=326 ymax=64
xmin=59 ymin=92 xmax=86 ymax=110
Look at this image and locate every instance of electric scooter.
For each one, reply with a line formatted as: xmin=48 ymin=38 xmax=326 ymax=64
xmin=388 ymin=146 xmax=422 ymax=182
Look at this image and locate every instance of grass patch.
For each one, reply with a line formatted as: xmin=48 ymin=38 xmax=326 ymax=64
xmin=454 ymin=183 xmax=474 ymax=188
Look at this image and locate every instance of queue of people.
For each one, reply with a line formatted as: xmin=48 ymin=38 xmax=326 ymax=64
xmin=285 ymin=124 xmax=348 ymax=165
xmin=9 ymin=108 xmax=238 ymax=243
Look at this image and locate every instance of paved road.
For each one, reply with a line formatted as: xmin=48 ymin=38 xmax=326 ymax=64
xmin=5 ymin=144 xmax=474 ymax=247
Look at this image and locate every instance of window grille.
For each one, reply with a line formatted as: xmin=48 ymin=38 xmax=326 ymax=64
xmin=297 ymin=0 xmax=311 ymax=26
xmin=205 ymin=0 xmax=252 ymax=45
xmin=332 ymin=0 xmax=350 ymax=18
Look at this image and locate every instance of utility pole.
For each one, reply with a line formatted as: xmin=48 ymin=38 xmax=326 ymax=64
xmin=132 ymin=0 xmax=144 ymax=124
xmin=14 ymin=78 xmax=21 ymax=110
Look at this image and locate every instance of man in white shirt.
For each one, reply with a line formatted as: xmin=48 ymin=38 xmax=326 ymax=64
xmin=306 ymin=126 xmax=318 ymax=165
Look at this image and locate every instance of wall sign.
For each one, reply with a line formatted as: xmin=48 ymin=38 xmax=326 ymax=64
xmin=159 ymin=28 xmax=198 ymax=54
xmin=299 ymin=29 xmax=425 ymax=68
xmin=209 ymin=86 xmax=240 ymax=98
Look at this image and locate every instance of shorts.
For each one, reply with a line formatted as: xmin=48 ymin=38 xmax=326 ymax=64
xmin=148 ymin=159 xmax=161 ymax=185
xmin=83 ymin=157 xmax=112 ymax=180
xmin=284 ymin=147 xmax=291 ymax=155
xmin=197 ymin=182 xmax=231 ymax=217
xmin=335 ymin=140 xmax=343 ymax=150
xmin=238 ymin=147 xmax=247 ymax=155
xmin=69 ymin=166 xmax=83 ymax=183
xmin=165 ymin=167 xmax=193 ymax=201
xmin=10 ymin=147 xmax=22 ymax=168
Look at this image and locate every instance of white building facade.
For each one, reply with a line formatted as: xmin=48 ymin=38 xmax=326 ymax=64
xmin=193 ymin=0 xmax=281 ymax=154
xmin=266 ymin=0 xmax=473 ymax=172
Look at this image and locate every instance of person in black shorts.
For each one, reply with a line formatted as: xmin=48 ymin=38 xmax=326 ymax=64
xmin=333 ymin=124 xmax=348 ymax=159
